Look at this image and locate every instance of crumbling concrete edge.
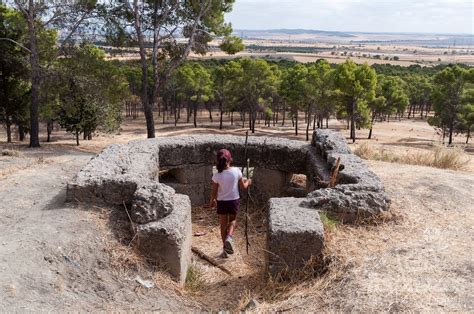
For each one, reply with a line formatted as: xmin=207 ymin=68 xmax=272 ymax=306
xmin=302 ymin=129 xmax=391 ymax=222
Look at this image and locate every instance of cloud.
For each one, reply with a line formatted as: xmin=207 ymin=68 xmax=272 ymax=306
xmin=226 ymin=0 xmax=473 ymax=34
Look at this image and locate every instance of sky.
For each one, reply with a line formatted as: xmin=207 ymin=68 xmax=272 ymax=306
xmin=225 ymin=0 xmax=473 ymax=34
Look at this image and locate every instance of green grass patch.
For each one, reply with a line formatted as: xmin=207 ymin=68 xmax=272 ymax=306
xmin=185 ymin=265 xmax=205 ymax=293
xmin=319 ymin=212 xmax=339 ymax=232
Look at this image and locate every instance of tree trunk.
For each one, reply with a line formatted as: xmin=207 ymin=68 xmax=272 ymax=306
xmin=174 ymin=102 xmax=178 ymax=126
xmin=26 ymin=1 xmax=41 ymax=148
xmin=306 ymin=108 xmax=311 ymax=141
xmin=350 ymin=100 xmax=356 ymax=143
xmin=19 ymin=125 xmax=25 ymax=141
xmin=448 ymin=120 xmax=454 ymax=145
xmin=219 ymin=103 xmax=223 ymax=130
xmin=466 ymin=127 xmax=471 ymax=144
xmin=231 ymin=111 xmax=234 ymax=126
xmin=326 ymin=117 xmax=329 ymax=128
xmin=281 ymin=106 xmax=285 ymax=126
xmin=5 ymin=116 xmax=12 ymax=143
xmin=193 ymin=102 xmax=198 ymax=128
xmin=368 ymin=112 xmax=376 ymax=139
xmin=295 ymin=109 xmax=298 ymax=136
xmin=251 ymin=110 xmax=256 ymax=133
xmin=187 ymin=104 xmax=191 ymax=123
xmin=76 ymin=131 xmax=80 ymax=146
xmin=134 ymin=0 xmax=155 ymax=138
xmin=46 ymin=121 xmax=53 ymax=142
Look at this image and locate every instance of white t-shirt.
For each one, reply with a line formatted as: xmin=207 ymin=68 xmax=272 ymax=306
xmin=212 ymin=167 xmax=242 ymax=201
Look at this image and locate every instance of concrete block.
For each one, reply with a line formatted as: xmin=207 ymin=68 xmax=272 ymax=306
xmin=266 ymin=197 xmax=324 ymax=277
xmin=136 ymin=194 xmax=192 ymax=284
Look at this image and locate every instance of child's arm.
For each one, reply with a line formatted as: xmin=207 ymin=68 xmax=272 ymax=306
xmin=209 ymin=182 xmax=218 ymax=208
xmin=239 ymin=177 xmax=252 ymax=190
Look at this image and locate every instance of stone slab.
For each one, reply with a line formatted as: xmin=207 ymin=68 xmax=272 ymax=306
xmin=135 ymin=194 xmax=192 ymax=284
xmin=266 ymin=197 xmax=324 ymax=277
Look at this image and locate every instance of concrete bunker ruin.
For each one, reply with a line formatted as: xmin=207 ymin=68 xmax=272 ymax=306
xmin=66 ymin=130 xmax=391 ymax=283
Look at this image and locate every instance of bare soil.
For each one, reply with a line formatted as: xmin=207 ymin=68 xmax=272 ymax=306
xmin=0 ymin=116 xmax=472 ymax=311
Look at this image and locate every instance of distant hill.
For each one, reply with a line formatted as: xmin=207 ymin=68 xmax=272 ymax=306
xmin=233 ymin=29 xmax=474 ymax=46
xmin=235 ymin=29 xmax=355 ymax=38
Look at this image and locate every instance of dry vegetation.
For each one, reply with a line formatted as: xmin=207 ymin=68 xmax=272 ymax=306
xmin=354 ymin=142 xmax=470 ymax=171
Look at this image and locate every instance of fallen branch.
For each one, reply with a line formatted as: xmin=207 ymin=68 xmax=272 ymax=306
xmin=329 ymin=157 xmax=341 ymax=188
xmin=191 ymin=246 xmax=232 ymax=276
xmin=320 ymin=157 xmax=342 ymax=188
xmin=123 ymin=201 xmax=138 ymax=246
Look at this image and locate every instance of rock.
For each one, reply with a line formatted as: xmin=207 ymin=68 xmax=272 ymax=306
xmin=243 ymin=298 xmax=260 ymax=311
xmin=134 ymin=275 xmax=155 ymax=289
xmin=303 ymin=187 xmax=391 ymax=222
xmin=266 ymin=197 xmax=324 ymax=277
xmin=130 ymin=183 xmax=175 ymax=224
xmin=312 ymin=129 xmax=352 ymax=155
xmin=136 ymin=194 xmax=192 ymax=284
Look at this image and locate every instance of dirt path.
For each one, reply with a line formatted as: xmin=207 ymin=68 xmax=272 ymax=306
xmin=0 ymin=150 xmax=193 ymax=312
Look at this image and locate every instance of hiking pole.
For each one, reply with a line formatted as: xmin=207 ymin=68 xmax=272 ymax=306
xmin=245 ymin=157 xmax=251 ymax=254
xmin=241 ymin=130 xmax=249 ymax=174
xmin=241 ymin=131 xmax=251 ymax=254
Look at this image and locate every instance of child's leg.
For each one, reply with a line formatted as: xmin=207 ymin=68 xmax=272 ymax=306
xmin=226 ymin=214 xmax=237 ymax=238
xmin=219 ymin=214 xmax=228 ymax=246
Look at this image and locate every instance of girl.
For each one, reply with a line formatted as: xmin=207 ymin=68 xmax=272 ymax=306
xmin=210 ymin=149 xmax=251 ymax=258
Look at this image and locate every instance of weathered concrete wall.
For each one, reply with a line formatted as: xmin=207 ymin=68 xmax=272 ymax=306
xmin=302 ymin=130 xmax=392 ymax=222
xmin=67 ymin=132 xmax=390 ymax=282
xmin=266 ymin=197 xmax=324 ymax=277
xmin=166 ymin=166 xmax=212 ymax=206
xmin=252 ymin=168 xmax=292 ymax=205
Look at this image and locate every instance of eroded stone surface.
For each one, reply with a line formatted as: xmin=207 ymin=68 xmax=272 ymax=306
xmin=136 ymin=194 xmax=192 ymax=283
xmin=303 ymin=130 xmax=391 ymax=222
xmin=266 ymin=197 xmax=324 ymax=276
xmin=130 ymin=183 xmax=175 ymax=224
xmin=252 ymin=168 xmax=292 ymax=205
xmin=66 ymin=141 xmax=160 ymax=205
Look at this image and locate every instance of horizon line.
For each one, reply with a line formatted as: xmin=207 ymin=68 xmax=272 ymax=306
xmin=233 ymin=28 xmax=474 ymax=37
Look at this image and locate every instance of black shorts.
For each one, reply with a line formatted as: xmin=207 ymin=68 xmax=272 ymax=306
xmin=216 ymin=199 xmax=240 ymax=215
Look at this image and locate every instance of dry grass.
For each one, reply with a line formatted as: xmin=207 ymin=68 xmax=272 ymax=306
xmin=1 ymin=149 xmax=23 ymax=157
xmin=354 ymin=142 xmax=469 ymax=171
xmin=185 ymin=264 xmax=206 ymax=294
xmin=243 ymin=209 xmax=407 ymax=312
xmin=83 ymin=206 xmax=185 ymax=296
